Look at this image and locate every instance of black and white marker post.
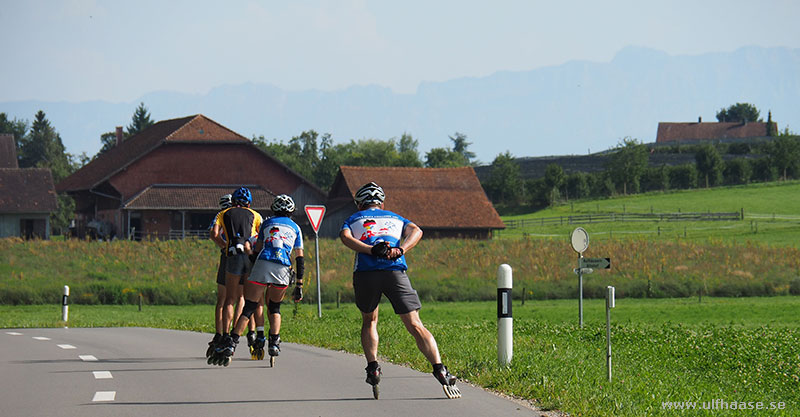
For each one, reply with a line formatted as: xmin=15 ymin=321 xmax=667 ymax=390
xmin=497 ymin=264 xmax=513 ymax=366
xmin=62 ymin=285 xmax=69 ymax=323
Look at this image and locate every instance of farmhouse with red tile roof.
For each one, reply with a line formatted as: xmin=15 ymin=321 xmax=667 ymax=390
xmin=323 ymin=166 xmax=504 ymax=239
xmin=0 ymin=134 xmax=59 ymax=239
xmin=56 ymin=115 xmax=325 ymax=239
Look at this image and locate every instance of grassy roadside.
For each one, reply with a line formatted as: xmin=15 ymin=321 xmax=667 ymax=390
xmin=3 ymin=297 xmax=798 ymax=417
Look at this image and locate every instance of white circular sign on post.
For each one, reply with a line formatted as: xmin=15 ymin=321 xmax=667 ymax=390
xmin=570 ymin=227 xmax=589 ymax=253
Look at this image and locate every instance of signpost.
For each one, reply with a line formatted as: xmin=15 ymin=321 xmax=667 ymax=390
xmin=570 ymin=228 xmax=611 ymax=328
xmin=304 ymin=205 xmax=326 ymax=318
xmin=570 ymin=228 xmax=589 ymax=328
xmin=606 ymin=286 xmax=616 ymax=382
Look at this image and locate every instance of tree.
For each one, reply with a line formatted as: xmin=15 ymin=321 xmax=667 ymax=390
xmin=424 ymin=132 xmax=475 ymax=168
xmin=723 ymin=158 xmax=752 ymax=185
xmin=543 ymin=163 xmax=566 ymax=204
xmin=449 ymin=132 xmax=476 ymax=165
xmin=0 ymin=113 xmax=28 ymax=159
xmin=767 ymin=135 xmax=800 ymax=180
xmin=565 ymin=172 xmax=589 ymax=200
xmin=668 ymin=164 xmax=698 ymax=190
xmin=395 ymin=133 xmax=423 ymax=168
xmin=127 ymin=102 xmax=154 ymax=136
xmin=716 ymin=103 xmax=761 ymax=123
xmin=606 ymin=138 xmax=648 ymax=195
xmin=482 ymin=152 xmax=523 ymax=206
xmin=16 ymin=110 xmax=76 ymax=234
xmin=695 ymin=144 xmax=724 ymax=188
xmin=641 ymin=165 xmax=669 ymax=192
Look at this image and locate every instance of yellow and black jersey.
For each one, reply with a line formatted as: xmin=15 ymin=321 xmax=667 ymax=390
xmin=214 ymin=207 xmax=263 ymax=251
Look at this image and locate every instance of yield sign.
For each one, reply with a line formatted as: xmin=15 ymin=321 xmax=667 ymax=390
xmin=304 ymin=205 xmax=326 ymax=233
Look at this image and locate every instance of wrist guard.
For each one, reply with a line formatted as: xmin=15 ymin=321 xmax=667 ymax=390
xmin=370 ymin=241 xmax=391 ymax=258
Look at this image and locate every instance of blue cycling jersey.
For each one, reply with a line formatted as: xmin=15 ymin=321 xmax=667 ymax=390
xmin=341 ymin=208 xmax=411 ymax=272
xmin=256 ymin=216 xmax=303 ymax=267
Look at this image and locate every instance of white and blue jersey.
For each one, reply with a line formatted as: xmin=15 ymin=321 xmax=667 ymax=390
xmin=342 ymin=208 xmax=411 ymax=272
xmin=256 ymin=216 xmax=303 ymax=267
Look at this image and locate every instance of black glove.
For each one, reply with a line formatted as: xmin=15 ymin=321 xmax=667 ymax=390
xmin=248 ymin=252 xmax=258 ymax=264
xmin=220 ymin=247 xmax=226 ymax=256
xmin=292 ymin=284 xmax=303 ymax=302
xmin=370 ymin=241 xmax=391 ymax=258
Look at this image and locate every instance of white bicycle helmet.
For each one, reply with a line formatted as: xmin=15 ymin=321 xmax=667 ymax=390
xmin=219 ymin=194 xmax=233 ymax=210
xmin=354 ymin=182 xmax=385 ymax=207
xmin=271 ymin=194 xmax=296 ymax=214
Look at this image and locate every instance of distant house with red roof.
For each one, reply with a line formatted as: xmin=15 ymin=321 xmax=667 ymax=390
xmin=656 ymin=120 xmax=776 ymax=144
xmin=0 ymin=134 xmax=59 ymax=239
xmin=56 ymin=115 xmax=325 ymax=239
xmin=323 ymin=166 xmax=505 ymax=239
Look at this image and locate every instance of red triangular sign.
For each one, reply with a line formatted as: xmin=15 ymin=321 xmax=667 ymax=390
xmin=304 ymin=205 xmax=326 ymax=233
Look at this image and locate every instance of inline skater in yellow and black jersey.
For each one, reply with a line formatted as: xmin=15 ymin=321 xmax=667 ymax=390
xmin=209 ymin=187 xmax=262 ymax=366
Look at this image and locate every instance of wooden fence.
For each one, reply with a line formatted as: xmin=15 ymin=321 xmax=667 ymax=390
xmin=503 ymin=211 xmax=742 ymax=230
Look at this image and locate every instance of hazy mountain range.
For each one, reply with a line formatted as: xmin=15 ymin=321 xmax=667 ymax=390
xmin=1 ymin=46 xmax=798 ymax=164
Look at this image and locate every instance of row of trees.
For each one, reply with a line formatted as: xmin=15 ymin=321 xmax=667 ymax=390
xmin=482 ymin=134 xmax=800 ymax=212
xmin=254 ymin=131 xmax=476 ymax=190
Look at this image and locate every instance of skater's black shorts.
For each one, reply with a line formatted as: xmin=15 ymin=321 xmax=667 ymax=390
xmin=216 ymin=253 xmax=227 ymax=286
xmin=225 ymin=253 xmax=252 ymax=278
xmin=353 ymin=270 xmax=422 ymax=315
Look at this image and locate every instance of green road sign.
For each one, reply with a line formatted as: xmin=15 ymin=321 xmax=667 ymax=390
xmin=580 ymin=257 xmax=611 ymax=269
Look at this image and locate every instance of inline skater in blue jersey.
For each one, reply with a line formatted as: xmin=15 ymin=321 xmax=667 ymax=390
xmin=227 ymin=194 xmax=304 ymax=366
xmin=339 ymin=182 xmax=460 ymax=399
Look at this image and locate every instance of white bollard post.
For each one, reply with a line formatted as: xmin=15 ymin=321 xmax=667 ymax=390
xmin=606 ymin=285 xmax=615 ymax=382
xmin=62 ymin=285 xmax=70 ymax=323
xmin=497 ymin=264 xmax=513 ymax=366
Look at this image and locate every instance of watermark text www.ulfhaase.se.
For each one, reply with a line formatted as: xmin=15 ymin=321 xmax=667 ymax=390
xmin=662 ymin=399 xmax=786 ymax=411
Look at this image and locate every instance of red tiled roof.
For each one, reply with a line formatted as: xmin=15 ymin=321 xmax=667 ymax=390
xmin=123 ymin=185 xmax=274 ymax=210
xmin=0 ymin=168 xmax=58 ymax=213
xmin=656 ymin=122 xmax=774 ymax=143
xmin=333 ymin=166 xmax=505 ymax=229
xmin=0 ymin=134 xmax=18 ymax=168
xmin=56 ymin=115 xmax=250 ymax=193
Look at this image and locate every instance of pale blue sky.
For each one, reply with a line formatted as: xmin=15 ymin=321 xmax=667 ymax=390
xmin=2 ymin=0 xmax=799 ymax=102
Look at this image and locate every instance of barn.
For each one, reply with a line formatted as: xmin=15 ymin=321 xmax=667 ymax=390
xmin=322 ymin=166 xmax=505 ymax=239
xmin=0 ymin=134 xmax=59 ymax=239
xmin=56 ymin=115 xmax=325 ymax=239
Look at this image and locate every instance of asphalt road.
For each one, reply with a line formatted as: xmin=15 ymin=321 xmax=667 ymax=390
xmin=1 ymin=327 xmax=551 ymax=417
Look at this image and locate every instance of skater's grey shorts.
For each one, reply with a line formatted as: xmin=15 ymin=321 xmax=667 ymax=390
xmin=249 ymin=259 xmax=292 ymax=287
xmin=353 ymin=270 xmax=422 ymax=314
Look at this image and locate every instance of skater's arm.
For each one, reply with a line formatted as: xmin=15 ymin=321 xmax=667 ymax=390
xmin=210 ymin=224 xmax=225 ymax=249
xmin=394 ymin=223 xmax=422 ymax=256
xmin=339 ymin=229 xmax=373 ymax=254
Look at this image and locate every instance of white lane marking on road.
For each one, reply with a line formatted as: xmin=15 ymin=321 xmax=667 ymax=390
xmin=33 ymin=336 xmax=51 ymax=341
xmin=79 ymin=355 xmax=98 ymax=361
xmin=58 ymin=344 xmax=77 ymax=349
xmin=92 ymin=391 xmax=116 ymax=402
xmin=6 ymin=332 xmax=23 ymax=335
xmin=93 ymin=371 xmax=113 ymax=379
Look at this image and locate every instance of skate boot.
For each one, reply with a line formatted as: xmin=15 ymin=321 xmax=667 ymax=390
xmin=267 ymin=334 xmax=281 ymax=367
xmin=246 ymin=332 xmax=256 ymax=356
xmin=365 ymin=362 xmax=381 ymax=399
xmin=211 ymin=334 xmax=237 ymax=367
xmin=433 ymin=365 xmax=461 ymax=399
xmin=251 ymin=335 xmax=266 ymax=360
xmin=206 ymin=334 xmax=220 ymax=359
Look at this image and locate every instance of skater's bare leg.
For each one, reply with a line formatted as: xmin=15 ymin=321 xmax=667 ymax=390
xmin=399 ymin=310 xmax=441 ymax=365
xmin=221 ymin=273 xmax=241 ymax=334
xmin=267 ymin=286 xmax=288 ymax=335
xmin=361 ymin=308 xmax=380 ymax=363
xmin=214 ymin=284 xmax=226 ymax=334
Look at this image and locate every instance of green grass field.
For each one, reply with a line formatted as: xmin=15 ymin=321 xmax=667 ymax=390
xmin=2 ymin=297 xmax=797 ymax=417
xmin=499 ymin=181 xmax=800 ymax=247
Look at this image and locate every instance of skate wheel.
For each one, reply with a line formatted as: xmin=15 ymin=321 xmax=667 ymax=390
xmin=372 ymin=384 xmax=379 ymax=399
xmin=257 ymin=350 xmax=265 ymax=360
xmin=207 ymin=356 xmax=214 ymax=365
xmin=269 ymin=356 xmax=275 ymax=367
xmin=223 ymin=357 xmax=232 ymax=367
xmin=442 ymin=384 xmax=461 ymax=399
